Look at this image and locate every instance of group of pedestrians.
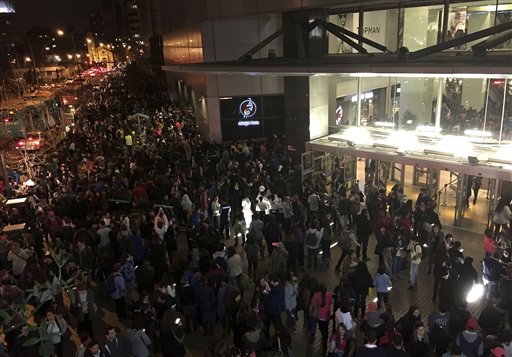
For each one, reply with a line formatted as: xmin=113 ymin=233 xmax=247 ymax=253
xmin=0 ymin=62 xmax=510 ymax=357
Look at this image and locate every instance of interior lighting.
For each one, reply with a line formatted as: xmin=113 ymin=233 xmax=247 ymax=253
xmin=466 ymin=283 xmax=484 ymax=303
xmin=491 ymin=145 xmax=512 ymax=160
xmin=341 ymin=127 xmax=372 ymax=146
xmin=437 ymin=136 xmax=474 ymax=158
xmin=464 ymin=129 xmax=493 ymax=137
xmin=416 ymin=125 xmax=442 ymax=133
xmin=387 ymin=131 xmax=419 ymax=152
xmin=374 ymin=121 xmax=395 ymax=128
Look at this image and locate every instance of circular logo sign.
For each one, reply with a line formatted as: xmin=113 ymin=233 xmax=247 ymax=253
xmin=239 ymin=98 xmax=257 ymax=118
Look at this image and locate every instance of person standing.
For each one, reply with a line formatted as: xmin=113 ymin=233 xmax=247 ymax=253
xmin=355 ymin=209 xmax=372 ymax=261
xmin=72 ymin=279 xmax=97 ymax=339
xmin=284 ymin=274 xmax=299 ymax=334
xmin=407 ymin=236 xmax=422 ymax=289
xmin=109 ymin=263 xmax=127 ymax=319
xmin=374 ymin=266 xmax=392 ymax=309
xmin=40 ymin=310 xmax=68 ymax=357
xmin=305 ymin=222 xmax=323 ymax=269
xmin=227 ymin=246 xmax=243 ymax=290
xmin=119 ymin=253 xmax=136 ymax=309
xmin=102 ymin=326 xmax=132 ymax=357
xmin=310 ymin=284 xmax=333 ymax=355
xmin=493 ymin=197 xmax=511 ymax=239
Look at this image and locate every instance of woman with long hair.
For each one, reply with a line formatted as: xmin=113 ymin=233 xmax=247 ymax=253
xmin=310 ymin=284 xmax=333 ymax=355
xmin=493 ymin=197 xmax=511 ymax=239
xmin=329 ymin=323 xmax=353 ymax=357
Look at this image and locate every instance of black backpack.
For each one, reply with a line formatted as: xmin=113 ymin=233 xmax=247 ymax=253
xmin=306 ymin=232 xmax=317 ymax=246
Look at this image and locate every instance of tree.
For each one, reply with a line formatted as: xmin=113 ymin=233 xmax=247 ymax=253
xmin=0 ymin=249 xmax=81 ymax=356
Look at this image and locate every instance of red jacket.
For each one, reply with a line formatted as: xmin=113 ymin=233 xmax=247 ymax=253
xmin=484 ymin=234 xmax=496 ymax=254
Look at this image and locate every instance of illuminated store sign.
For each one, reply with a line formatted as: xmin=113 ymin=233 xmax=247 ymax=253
xmin=237 ymin=120 xmax=260 ymax=127
xmin=239 ymin=98 xmax=257 ymax=118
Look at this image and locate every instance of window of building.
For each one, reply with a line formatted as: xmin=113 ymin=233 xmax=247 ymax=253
xmin=402 ymin=5 xmax=444 ymax=51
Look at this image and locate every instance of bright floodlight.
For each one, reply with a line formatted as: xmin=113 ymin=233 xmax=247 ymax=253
xmin=466 ymin=283 xmax=484 ymax=303
xmin=342 ymin=127 xmax=372 ymax=146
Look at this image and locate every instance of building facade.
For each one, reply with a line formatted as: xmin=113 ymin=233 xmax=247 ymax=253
xmin=157 ymin=0 xmax=512 ymax=230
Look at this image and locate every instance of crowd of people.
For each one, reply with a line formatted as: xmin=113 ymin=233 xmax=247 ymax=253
xmin=0 ymin=66 xmax=510 ymax=357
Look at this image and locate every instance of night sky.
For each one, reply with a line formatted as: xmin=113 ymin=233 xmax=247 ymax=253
xmin=12 ymin=0 xmax=102 ymax=31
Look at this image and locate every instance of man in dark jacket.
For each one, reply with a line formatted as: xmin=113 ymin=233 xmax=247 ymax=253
xmin=482 ymin=252 xmax=504 ymax=299
xmin=355 ymin=209 xmax=372 ymax=261
xmin=356 ymin=330 xmax=386 ymax=357
xmin=102 ymin=327 xmax=132 ymax=357
xmin=385 ymin=334 xmax=410 ymax=357
xmin=265 ymin=274 xmax=285 ymax=333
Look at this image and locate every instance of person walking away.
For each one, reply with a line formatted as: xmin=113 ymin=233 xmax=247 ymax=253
xmin=321 ymin=222 xmax=333 ymax=267
xmin=374 ymin=266 xmax=392 ymax=309
xmin=493 ymin=198 xmax=511 ymax=239
xmin=407 ymin=237 xmax=422 ymax=289
xmin=108 ymin=263 xmax=127 ymax=319
xmin=355 ymin=209 xmax=372 ymax=261
xmin=305 ymin=223 xmax=323 ymax=269
xmin=227 ymin=246 xmax=243 ymax=290
xmin=349 ymin=262 xmax=373 ymax=318
xmin=310 ymin=284 xmax=333 ymax=355
xmin=244 ymin=234 xmax=260 ymax=280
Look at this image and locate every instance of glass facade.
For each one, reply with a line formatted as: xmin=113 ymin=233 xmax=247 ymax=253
xmin=328 ymin=1 xmax=512 ymax=54
xmin=326 ymin=75 xmax=511 ymax=143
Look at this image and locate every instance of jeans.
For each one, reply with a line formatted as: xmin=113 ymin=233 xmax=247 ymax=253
xmin=392 ymin=255 xmax=403 ymax=275
xmin=410 ymin=263 xmax=419 ymax=287
xmin=308 ymin=248 xmax=319 ymax=268
xmin=318 ymin=319 xmax=329 ymax=352
xmin=307 ymin=316 xmax=317 ymax=337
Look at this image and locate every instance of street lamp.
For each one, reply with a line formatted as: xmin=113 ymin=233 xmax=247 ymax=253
xmin=57 ymin=29 xmax=64 ymax=36
xmin=67 ymin=54 xmax=73 ymax=60
xmin=25 ymin=57 xmax=31 ymax=62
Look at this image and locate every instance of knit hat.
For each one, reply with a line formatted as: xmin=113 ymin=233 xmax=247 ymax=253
xmin=368 ymin=301 xmax=378 ymax=312
xmin=466 ymin=318 xmax=478 ymax=329
xmin=490 ymin=347 xmax=506 ymax=357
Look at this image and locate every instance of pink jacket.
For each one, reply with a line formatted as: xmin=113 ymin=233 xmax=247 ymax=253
xmin=312 ymin=291 xmax=333 ymax=321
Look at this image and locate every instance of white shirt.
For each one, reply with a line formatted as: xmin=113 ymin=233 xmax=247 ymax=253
xmin=78 ymin=290 xmax=89 ymax=314
xmin=408 ymin=241 xmax=422 ymax=264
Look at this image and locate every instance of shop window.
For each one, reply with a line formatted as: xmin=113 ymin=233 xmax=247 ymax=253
xmin=448 ymin=1 xmax=499 ymax=50
xmin=397 ymin=77 xmax=439 ymax=130
xmin=439 ymin=77 xmax=488 ymax=137
xmin=496 ymin=1 xmax=512 ymax=50
xmin=402 ymin=5 xmax=444 ymax=51
xmin=327 ymin=13 xmax=358 ymax=54
xmin=332 ymin=76 xmax=359 ymax=126
xmin=361 ymin=10 xmax=399 ymax=53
